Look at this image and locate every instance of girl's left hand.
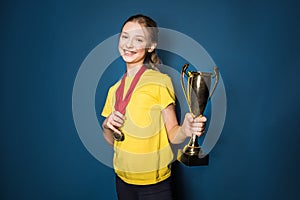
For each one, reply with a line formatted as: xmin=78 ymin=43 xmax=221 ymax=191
xmin=182 ymin=113 xmax=207 ymax=137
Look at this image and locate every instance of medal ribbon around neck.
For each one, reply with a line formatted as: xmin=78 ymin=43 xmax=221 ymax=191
xmin=115 ymin=66 xmax=147 ymax=115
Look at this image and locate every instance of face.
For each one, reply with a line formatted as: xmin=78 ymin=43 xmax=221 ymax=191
xmin=119 ymin=21 xmax=152 ymax=67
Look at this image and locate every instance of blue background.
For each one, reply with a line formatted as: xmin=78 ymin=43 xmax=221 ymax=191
xmin=1 ymin=0 xmax=300 ymax=199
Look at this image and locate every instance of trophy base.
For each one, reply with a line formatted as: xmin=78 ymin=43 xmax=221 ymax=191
xmin=177 ymin=149 xmax=209 ymax=166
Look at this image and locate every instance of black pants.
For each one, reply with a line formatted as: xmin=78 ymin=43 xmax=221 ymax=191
xmin=115 ymin=175 xmax=175 ymax=200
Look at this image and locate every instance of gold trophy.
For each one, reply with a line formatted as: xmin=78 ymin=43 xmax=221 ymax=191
xmin=178 ymin=63 xmax=219 ymax=166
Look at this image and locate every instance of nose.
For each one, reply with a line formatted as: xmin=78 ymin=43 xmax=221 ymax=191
xmin=125 ymin=38 xmax=134 ymax=48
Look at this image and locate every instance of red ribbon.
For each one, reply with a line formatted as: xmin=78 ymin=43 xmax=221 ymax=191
xmin=115 ymin=66 xmax=147 ymax=115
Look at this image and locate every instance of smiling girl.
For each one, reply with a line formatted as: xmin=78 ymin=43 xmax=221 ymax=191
xmin=101 ymin=14 xmax=206 ymax=200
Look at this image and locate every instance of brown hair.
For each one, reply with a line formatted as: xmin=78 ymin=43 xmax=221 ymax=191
xmin=121 ymin=14 xmax=161 ymax=70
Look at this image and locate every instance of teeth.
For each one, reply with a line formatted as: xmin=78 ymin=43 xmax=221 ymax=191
xmin=124 ymin=49 xmax=135 ymax=54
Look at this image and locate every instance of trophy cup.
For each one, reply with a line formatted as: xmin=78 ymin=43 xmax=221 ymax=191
xmin=177 ymin=63 xmax=219 ymax=166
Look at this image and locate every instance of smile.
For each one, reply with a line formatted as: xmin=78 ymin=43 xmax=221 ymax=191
xmin=123 ymin=49 xmax=137 ymax=56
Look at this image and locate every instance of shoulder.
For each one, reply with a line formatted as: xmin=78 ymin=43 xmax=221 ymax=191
xmin=106 ymin=79 xmax=121 ymax=95
xmin=142 ymin=69 xmax=173 ymax=86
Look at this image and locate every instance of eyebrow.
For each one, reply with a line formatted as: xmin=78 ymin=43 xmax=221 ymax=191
xmin=121 ymin=31 xmax=146 ymax=38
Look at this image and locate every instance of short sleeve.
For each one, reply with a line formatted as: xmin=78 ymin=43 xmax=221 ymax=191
xmin=159 ymin=75 xmax=175 ymax=109
xmin=101 ymin=87 xmax=114 ymax=118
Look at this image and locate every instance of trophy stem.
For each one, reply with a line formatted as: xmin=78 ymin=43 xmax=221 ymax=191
xmin=182 ymin=134 xmax=200 ymax=156
xmin=189 ymin=134 xmax=199 ymax=147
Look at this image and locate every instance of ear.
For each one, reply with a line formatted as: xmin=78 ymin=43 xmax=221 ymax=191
xmin=148 ymin=43 xmax=157 ymax=53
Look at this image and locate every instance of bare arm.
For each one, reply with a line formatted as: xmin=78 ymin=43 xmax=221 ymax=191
xmin=162 ymin=104 xmax=206 ymax=144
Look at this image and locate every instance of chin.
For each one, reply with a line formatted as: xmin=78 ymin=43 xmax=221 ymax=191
xmin=122 ymin=56 xmax=136 ymax=63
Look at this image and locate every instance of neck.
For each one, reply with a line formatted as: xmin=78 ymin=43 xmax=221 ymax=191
xmin=126 ymin=65 xmax=144 ymax=77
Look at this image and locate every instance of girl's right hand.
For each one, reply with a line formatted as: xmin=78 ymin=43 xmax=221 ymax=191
xmin=105 ymin=111 xmax=125 ymax=134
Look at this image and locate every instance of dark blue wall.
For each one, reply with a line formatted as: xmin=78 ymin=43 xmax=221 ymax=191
xmin=1 ymin=0 xmax=300 ymax=199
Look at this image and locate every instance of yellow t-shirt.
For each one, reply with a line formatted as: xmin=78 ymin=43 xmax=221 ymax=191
xmin=101 ymin=69 xmax=175 ymax=185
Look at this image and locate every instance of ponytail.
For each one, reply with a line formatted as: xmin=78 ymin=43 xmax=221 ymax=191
xmin=144 ymin=50 xmax=161 ymax=70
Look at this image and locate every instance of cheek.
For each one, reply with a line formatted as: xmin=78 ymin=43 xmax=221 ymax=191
xmin=136 ymin=42 xmax=147 ymax=50
xmin=135 ymin=42 xmax=148 ymax=52
xmin=136 ymin=48 xmax=147 ymax=56
xmin=118 ymin=42 xmax=124 ymax=54
xmin=118 ymin=40 xmax=124 ymax=48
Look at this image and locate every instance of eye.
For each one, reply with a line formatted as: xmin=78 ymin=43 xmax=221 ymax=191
xmin=136 ymin=38 xmax=144 ymax=43
xmin=120 ymin=33 xmax=129 ymax=40
xmin=121 ymin=35 xmax=128 ymax=39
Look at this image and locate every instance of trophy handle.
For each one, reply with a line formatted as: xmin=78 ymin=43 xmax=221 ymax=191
xmin=209 ymin=66 xmax=219 ymax=99
xmin=181 ymin=63 xmax=191 ymax=111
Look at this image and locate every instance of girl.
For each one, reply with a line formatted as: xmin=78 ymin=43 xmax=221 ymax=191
xmin=101 ymin=14 xmax=206 ymax=200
